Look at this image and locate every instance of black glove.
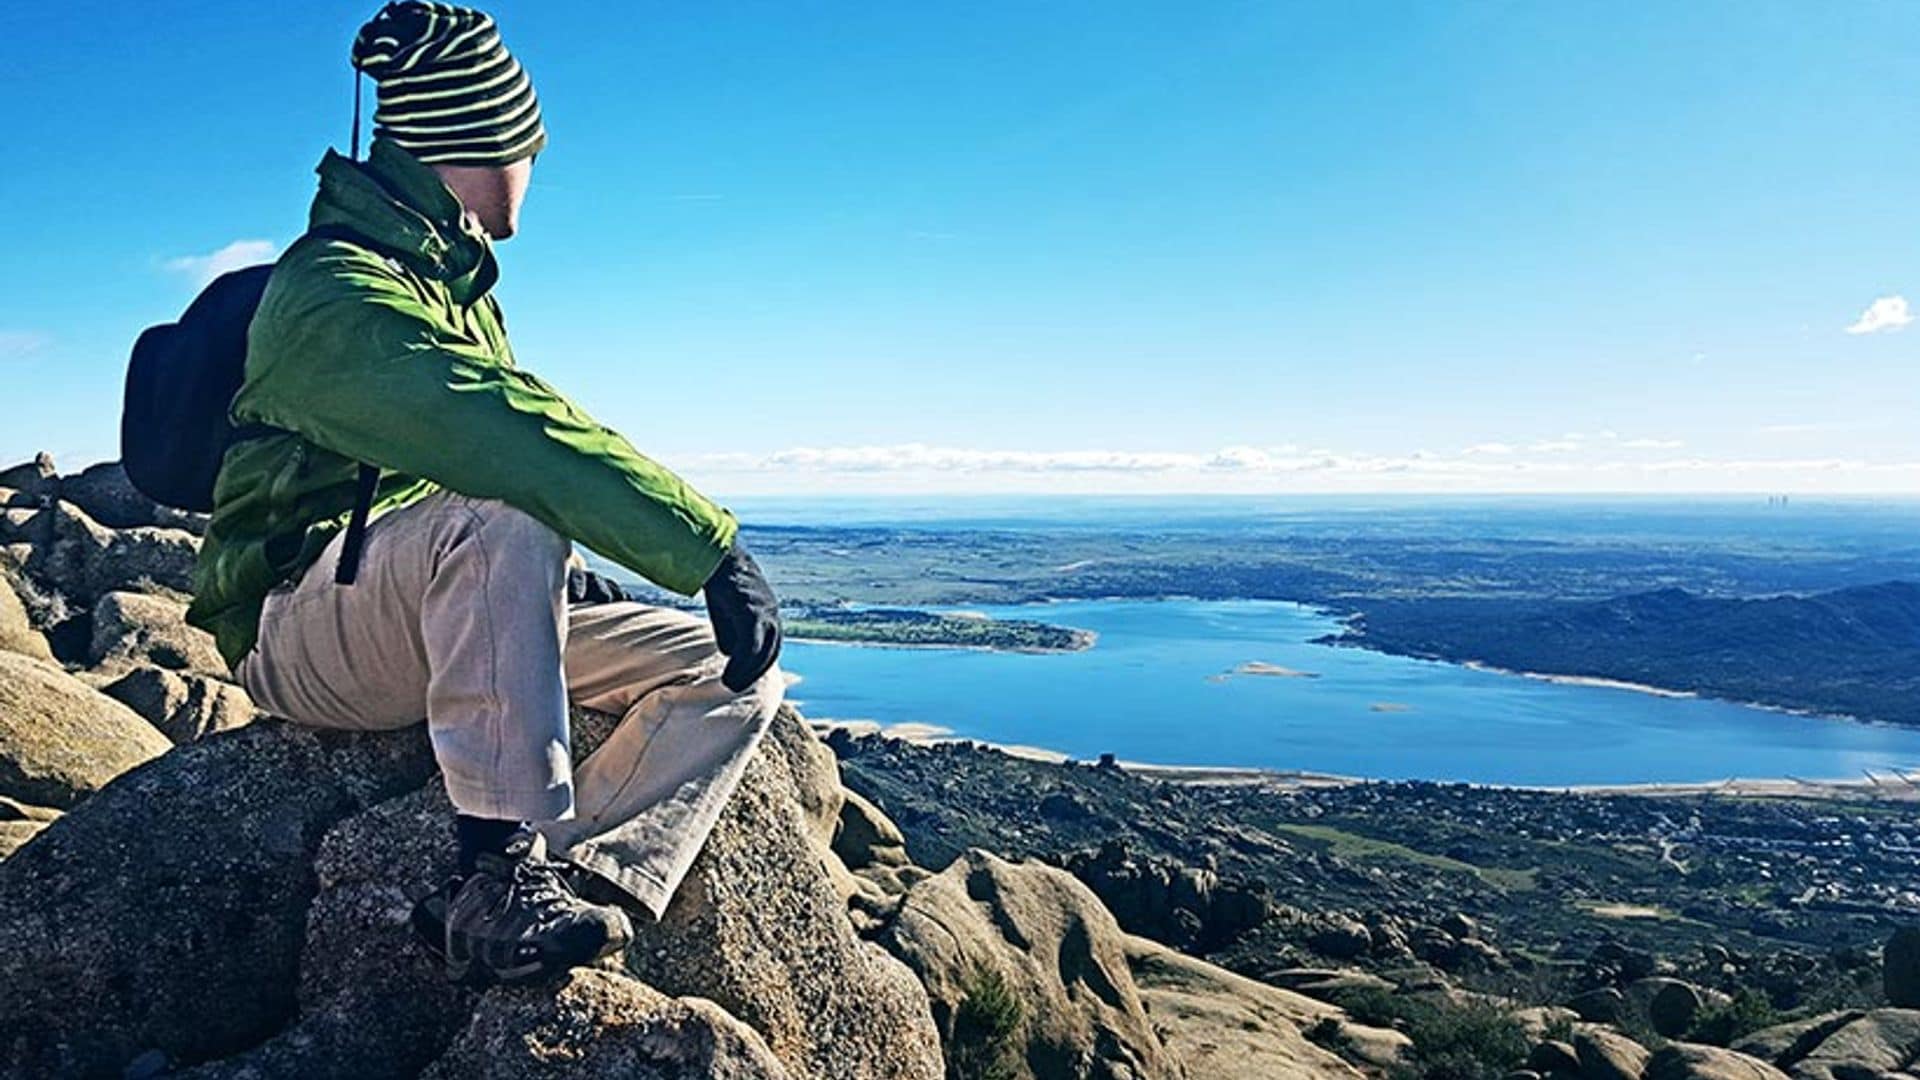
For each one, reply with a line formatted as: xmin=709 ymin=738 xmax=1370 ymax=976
xmin=566 ymin=567 xmax=629 ymax=606
xmin=703 ymin=542 xmax=782 ymax=692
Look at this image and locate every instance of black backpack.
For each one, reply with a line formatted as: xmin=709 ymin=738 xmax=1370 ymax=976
xmin=122 ymin=263 xmax=277 ymax=514
xmin=121 ymin=224 xmax=379 ymax=584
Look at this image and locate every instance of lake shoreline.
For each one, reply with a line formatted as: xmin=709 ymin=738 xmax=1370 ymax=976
xmin=812 ymin=718 xmax=1920 ymax=803
xmin=1323 ymin=634 xmax=1898 ymax=730
xmin=784 ymin=633 xmax=1093 ymax=656
xmin=788 ymin=597 xmax=1920 ymax=788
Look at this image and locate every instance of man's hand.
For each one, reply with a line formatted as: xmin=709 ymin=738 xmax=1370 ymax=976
xmin=703 ymin=542 xmax=782 ymax=692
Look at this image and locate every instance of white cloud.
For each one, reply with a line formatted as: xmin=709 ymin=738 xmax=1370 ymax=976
xmin=1463 ymin=442 xmax=1514 ymax=456
xmin=0 ymin=330 xmax=48 ymax=360
xmin=164 ymin=239 xmax=279 ymax=287
xmin=1844 ymin=294 xmax=1911 ymax=335
xmin=1527 ymin=440 xmax=1582 ymax=453
xmin=678 ymin=442 xmax=1920 ymax=494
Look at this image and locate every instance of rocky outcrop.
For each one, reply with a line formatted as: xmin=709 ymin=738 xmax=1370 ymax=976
xmin=0 ymin=707 xmax=948 ymax=1080
xmin=1731 ymin=1011 xmax=1863 ymax=1066
xmin=0 ymin=452 xmax=57 ymax=501
xmin=0 ymin=649 xmax=170 ymax=809
xmin=1888 ymin=926 xmax=1920 ymax=1009
xmin=1568 ymin=986 xmax=1628 ymax=1024
xmin=880 ymin=848 xmax=1182 ymax=1080
xmin=88 ymin=589 xmax=228 ymax=677
xmin=1124 ymin=934 xmax=1401 ymax=1076
xmin=424 ymin=969 xmax=793 ymax=1079
xmin=619 ymin=713 xmax=944 ymax=1080
xmin=0 ymin=795 xmax=59 ymax=858
xmin=1769 ymin=1008 xmax=1920 ymax=1080
xmin=102 ymin=666 xmax=257 ymax=744
xmin=57 ymin=460 xmax=206 ymax=534
xmin=1064 ymin=839 xmax=1271 ymax=953
xmin=1643 ymin=1042 xmax=1791 ymax=1080
xmin=0 ymin=571 xmax=52 ymax=661
xmin=21 ymin=501 xmax=199 ymax=604
xmin=1575 ymin=1024 xmax=1653 ymax=1080
xmin=1629 ymin=977 xmax=1726 ymax=1039
xmin=0 ymin=453 xmax=1553 ymax=1080
xmin=0 ymin=721 xmax=436 ymax=1076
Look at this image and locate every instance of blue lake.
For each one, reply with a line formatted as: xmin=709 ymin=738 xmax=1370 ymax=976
xmin=780 ymin=598 xmax=1920 ymax=786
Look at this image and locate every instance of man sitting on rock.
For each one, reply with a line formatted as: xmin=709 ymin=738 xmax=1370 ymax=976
xmin=185 ymin=1 xmax=784 ymax=985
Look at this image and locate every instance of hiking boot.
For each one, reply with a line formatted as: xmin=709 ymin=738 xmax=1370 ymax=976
xmin=438 ymin=828 xmax=632 ymax=985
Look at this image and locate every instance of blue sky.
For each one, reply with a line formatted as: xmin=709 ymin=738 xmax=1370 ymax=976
xmin=4 ymin=1 xmax=1916 ymax=494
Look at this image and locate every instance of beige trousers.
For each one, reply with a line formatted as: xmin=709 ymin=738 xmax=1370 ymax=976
xmin=234 ymin=490 xmax=784 ymax=918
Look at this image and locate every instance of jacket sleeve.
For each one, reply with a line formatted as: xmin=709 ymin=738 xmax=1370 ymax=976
xmin=235 ymin=240 xmax=737 ymax=595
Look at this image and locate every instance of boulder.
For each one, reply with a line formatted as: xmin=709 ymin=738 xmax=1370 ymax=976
xmin=1590 ymin=941 xmax=1659 ymax=982
xmin=0 ymin=570 xmax=52 ymax=661
xmin=622 ymin=711 xmax=943 ymax=1080
xmin=1574 ymin=1025 xmax=1651 ymax=1080
xmin=183 ymin=779 xmax=482 ymax=1079
xmin=103 ymin=666 xmax=256 ymax=743
xmin=1528 ymin=1039 xmax=1581 ymax=1077
xmin=422 ymin=969 xmax=794 ymax=1079
xmin=0 ymin=721 xmax=437 ymax=1077
xmin=1732 ymin=1011 xmax=1863 ymax=1067
xmin=1567 ymin=986 xmax=1627 ymax=1024
xmin=58 ymin=460 xmax=206 ymax=534
xmin=0 ymin=818 xmax=49 ymax=858
xmin=0 ymin=798 xmax=60 ymax=860
xmin=100 ymin=709 xmax=942 ymax=1080
xmin=771 ymin=710 xmax=845 ymax=850
xmin=0 ymin=795 xmax=61 ymax=822
xmin=1064 ymin=839 xmax=1269 ymax=953
xmin=23 ymin=502 xmax=198 ymax=603
xmin=0 ymin=452 xmax=58 ymax=500
xmin=1309 ymin=912 xmax=1376 ymax=960
xmin=1785 ymin=1008 xmax=1920 ymax=1080
xmin=1266 ymin=967 xmax=1399 ymax=1000
xmin=1889 ymin=927 xmax=1920 ymax=1009
xmin=881 ymin=848 xmax=1180 ymax=1080
xmin=0 ymin=650 xmax=171 ymax=809
xmin=1513 ymin=1007 xmax=1583 ymax=1042
xmin=833 ymin=785 xmax=926 ymax=925
xmin=89 ymin=589 xmax=229 ymax=678
xmin=0 ymin=506 xmax=44 ymax=546
xmin=835 ymin=786 xmax=912 ymax=872
xmin=1644 ymin=1043 xmax=1790 ymax=1080
xmin=1633 ymin=977 xmax=1720 ymax=1038
xmin=1124 ymin=934 xmax=1392 ymax=1077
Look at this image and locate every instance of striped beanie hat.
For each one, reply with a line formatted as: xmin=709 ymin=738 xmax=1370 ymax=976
xmin=350 ymin=2 xmax=546 ymax=166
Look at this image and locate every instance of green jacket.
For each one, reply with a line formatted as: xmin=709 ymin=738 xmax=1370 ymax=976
xmin=187 ymin=140 xmax=737 ymax=667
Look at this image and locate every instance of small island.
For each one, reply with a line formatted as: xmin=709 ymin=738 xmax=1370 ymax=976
xmin=785 ymin=606 xmax=1094 ymax=653
xmin=1232 ymin=661 xmax=1319 ymax=679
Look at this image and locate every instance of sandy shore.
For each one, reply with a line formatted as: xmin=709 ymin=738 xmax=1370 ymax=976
xmin=1459 ymin=661 xmax=1697 ymax=699
xmin=810 ymin=718 xmax=1920 ymax=803
xmin=784 ymin=633 xmax=1094 ymax=656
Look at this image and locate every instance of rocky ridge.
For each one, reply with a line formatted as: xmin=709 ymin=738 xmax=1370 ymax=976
xmin=0 ymin=455 xmax=1393 ymax=1079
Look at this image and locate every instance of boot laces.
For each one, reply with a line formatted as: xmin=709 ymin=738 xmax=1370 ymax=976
xmin=493 ymin=850 xmax=578 ymax=928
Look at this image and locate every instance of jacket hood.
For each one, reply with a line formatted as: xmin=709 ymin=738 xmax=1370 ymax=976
xmin=307 ymin=139 xmax=497 ymax=304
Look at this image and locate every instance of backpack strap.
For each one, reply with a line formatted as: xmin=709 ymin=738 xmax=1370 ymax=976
xmin=335 ymin=464 xmax=380 ymax=586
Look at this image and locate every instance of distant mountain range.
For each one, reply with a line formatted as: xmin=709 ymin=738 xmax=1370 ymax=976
xmin=1333 ymin=582 xmax=1920 ymax=728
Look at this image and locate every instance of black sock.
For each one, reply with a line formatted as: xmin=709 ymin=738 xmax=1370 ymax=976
xmin=454 ymin=815 xmax=523 ymax=877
